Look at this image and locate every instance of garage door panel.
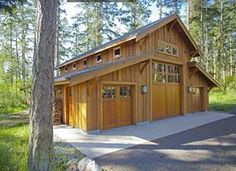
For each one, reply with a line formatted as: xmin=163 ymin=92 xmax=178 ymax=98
xmin=166 ymin=85 xmax=180 ymax=116
xmin=118 ymin=98 xmax=132 ymax=126
xmin=102 ymin=85 xmax=133 ymax=129
xmin=103 ymin=99 xmax=117 ymax=129
xmin=152 ymin=84 xmax=166 ymax=120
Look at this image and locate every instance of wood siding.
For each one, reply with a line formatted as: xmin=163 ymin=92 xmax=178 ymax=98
xmin=55 ymin=19 xmax=213 ymax=131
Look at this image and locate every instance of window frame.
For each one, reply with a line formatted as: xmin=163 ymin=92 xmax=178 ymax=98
xmin=72 ymin=63 xmax=76 ymax=70
xmin=83 ymin=58 xmax=88 ymax=68
xmin=113 ymin=47 xmax=121 ymax=59
xmin=119 ymin=86 xmax=131 ymax=98
xmin=96 ymin=54 xmax=102 ymax=64
xmin=158 ymin=40 xmax=179 ymax=57
xmin=102 ymin=86 xmax=116 ymax=98
xmin=152 ymin=62 xmax=180 ymax=84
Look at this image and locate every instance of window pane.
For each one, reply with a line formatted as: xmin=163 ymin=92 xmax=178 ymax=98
xmin=166 ymin=45 xmax=172 ymax=54
xmin=168 ymin=65 xmax=174 ymax=73
xmin=158 ymin=42 xmax=165 ymax=52
xmin=174 ymin=66 xmax=179 ymax=73
xmin=96 ymin=55 xmax=102 ymax=63
xmin=158 ymin=64 xmax=165 ymax=72
xmin=103 ymin=87 xmax=116 ymax=98
xmin=114 ymin=48 xmax=121 ymax=57
xmin=120 ymin=87 xmax=131 ymax=97
xmin=83 ymin=59 xmax=87 ymax=67
xmin=173 ymin=47 xmax=177 ymax=56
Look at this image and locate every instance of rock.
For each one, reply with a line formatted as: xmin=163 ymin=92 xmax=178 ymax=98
xmin=66 ymin=158 xmax=79 ymax=171
xmin=66 ymin=157 xmax=102 ymax=171
xmin=78 ymin=157 xmax=102 ymax=171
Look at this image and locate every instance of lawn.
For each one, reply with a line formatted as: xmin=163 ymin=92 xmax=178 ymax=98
xmin=0 ymin=113 xmax=29 ymax=171
xmin=0 ymin=112 xmax=84 ymax=171
xmin=209 ymin=88 xmax=236 ymax=112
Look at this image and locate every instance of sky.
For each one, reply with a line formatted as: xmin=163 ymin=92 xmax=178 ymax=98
xmin=62 ymin=2 xmax=161 ymax=27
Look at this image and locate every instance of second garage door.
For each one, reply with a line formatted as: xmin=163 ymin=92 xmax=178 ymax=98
xmin=102 ymin=85 xmax=133 ymax=129
xmin=152 ymin=62 xmax=181 ymax=120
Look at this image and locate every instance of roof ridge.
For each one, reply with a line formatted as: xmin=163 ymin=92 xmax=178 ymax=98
xmin=56 ymin=13 xmax=177 ymax=69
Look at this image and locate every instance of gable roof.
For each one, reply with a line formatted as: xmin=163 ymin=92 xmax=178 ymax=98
xmin=188 ymin=61 xmax=220 ymax=87
xmin=55 ymin=13 xmax=201 ymax=69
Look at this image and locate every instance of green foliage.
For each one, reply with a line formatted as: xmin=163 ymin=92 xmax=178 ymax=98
xmin=0 ymin=122 xmax=28 ymax=171
xmin=0 ymin=83 xmax=27 ymax=114
xmin=209 ymin=88 xmax=236 ymax=112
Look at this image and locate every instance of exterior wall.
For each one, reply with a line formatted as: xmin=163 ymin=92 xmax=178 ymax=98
xmin=59 ymin=39 xmax=136 ymax=75
xmin=189 ymin=71 xmax=209 ymax=111
xmin=55 ymin=20 xmax=212 ymax=131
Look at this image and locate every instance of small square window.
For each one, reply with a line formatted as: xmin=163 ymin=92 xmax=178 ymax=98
xmin=83 ymin=59 xmax=87 ymax=67
xmin=114 ymin=47 xmax=121 ymax=58
xmin=96 ymin=54 xmax=102 ymax=64
xmin=65 ymin=67 xmax=68 ymax=72
xmin=73 ymin=63 xmax=76 ymax=70
xmin=102 ymin=87 xmax=116 ymax=98
xmin=120 ymin=87 xmax=131 ymax=97
xmin=173 ymin=47 xmax=178 ymax=56
xmin=166 ymin=45 xmax=172 ymax=54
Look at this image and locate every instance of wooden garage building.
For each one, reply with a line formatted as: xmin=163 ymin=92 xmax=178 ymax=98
xmin=54 ymin=14 xmax=219 ymax=132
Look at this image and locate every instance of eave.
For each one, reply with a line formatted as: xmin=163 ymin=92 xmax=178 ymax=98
xmin=188 ymin=61 xmax=220 ymax=87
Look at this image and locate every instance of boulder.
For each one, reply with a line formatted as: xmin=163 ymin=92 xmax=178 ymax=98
xmin=66 ymin=157 xmax=102 ymax=171
xmin=78 ymin=157 xmax=102 ymax=171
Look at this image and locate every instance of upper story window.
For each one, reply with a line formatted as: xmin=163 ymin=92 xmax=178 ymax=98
xmin=113 ymin=47 xmax=121 ymax=59
xmin=96 ymin=54 xmax=102 ymax=64
xmin=83 ymin=59 xmax=87 ymax=68
xmin=158 ymin=40 xmax=179 ymax=57
xmin=64 ymin=67 xmax=68 ymax=72
xmin=72 ymin=63 xmax=76 ymax=70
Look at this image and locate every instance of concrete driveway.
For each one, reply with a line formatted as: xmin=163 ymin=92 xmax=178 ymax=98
xmin=54 ymin=112 xmax=233 ymax=159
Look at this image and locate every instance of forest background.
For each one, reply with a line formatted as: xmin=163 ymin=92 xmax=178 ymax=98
xmin=0 ymin=0 xmax=235 ymax=114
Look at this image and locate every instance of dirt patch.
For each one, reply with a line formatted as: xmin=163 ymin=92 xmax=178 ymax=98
xmin=0 ymin=111 xmax=29 ymax=128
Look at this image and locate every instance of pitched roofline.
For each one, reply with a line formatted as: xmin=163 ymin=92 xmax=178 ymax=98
xmin=55 ymin=14 xmax=180 ymax=69
xmin=56 ymin=14 xmax=202 ymax=69
xmin=188 ymin=61 xmax=220 ymax=87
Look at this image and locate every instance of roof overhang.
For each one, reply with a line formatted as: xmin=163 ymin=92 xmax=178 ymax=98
xmin=188 ymin=61 xmax=220 ymax=87
xmin=54 ymin=52 xmax=154 ymax=86
xmin=55 ymin=14 xmax=202 ymax=70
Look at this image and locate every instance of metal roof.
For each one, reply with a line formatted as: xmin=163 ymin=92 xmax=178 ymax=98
xmin=55 ymin=58 xmax=129 ymax=82
xmin=55 ymin=14 xmax=178 ymax=69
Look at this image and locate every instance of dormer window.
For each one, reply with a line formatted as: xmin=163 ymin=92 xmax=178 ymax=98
xmin=96 ymin=54 xmax=102 ymax=64
xmin=83 ymin=59 xmax=87 ymax=68
xmin=73 ymin=63 xmax=76 ymax=70
xmin=113 ymin=47 xmax=121 ymax=59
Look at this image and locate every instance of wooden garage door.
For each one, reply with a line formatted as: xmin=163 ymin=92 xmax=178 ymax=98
xmin=152 ymin=62 xmax=181 ymax=120
xmin=102 ymin=85 xmax=132 ymax=129
xmin=191 ymin=87 xmax=203 ymax=112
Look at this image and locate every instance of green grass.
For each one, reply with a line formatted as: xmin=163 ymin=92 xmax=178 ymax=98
xmin=0 ymin=121 xmax=29 ymax=171
xmin=0 ymin=112 xmax=84 ymax=171
xmin=209 ymin=88 xmax=236 ymax=112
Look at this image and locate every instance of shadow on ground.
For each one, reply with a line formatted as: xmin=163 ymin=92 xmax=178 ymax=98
xmin=95 ymin=114 xmax=236 ymax=171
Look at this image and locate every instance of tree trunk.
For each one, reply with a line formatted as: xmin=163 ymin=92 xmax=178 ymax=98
xmin=28 ymin=0 xmax=57 ymax=170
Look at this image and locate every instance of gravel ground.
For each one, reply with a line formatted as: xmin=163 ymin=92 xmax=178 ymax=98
xmin=54 ymin=135 xmax=85 ymax=170
xmin=95 ymin=112 xmax=236 ymax=171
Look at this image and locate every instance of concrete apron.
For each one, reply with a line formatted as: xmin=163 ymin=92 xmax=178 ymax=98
xmin=53 ymin=112 xmax=233 ymax=159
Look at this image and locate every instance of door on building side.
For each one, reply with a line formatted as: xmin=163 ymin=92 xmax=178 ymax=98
xmin=102 ymin=85 xmax=133 ymax=129
xmin=66 ymin=87 xmax=73 ymax=126
xmin=152 ymin=62 xmax=181 ymax=120
xmin=191 ymin=87 xmax=203 ymax=112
